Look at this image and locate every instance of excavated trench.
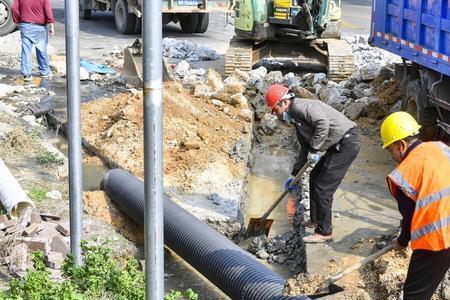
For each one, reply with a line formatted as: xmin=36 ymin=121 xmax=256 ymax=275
xmin=36 ymin=77 xmax=308 ymax=299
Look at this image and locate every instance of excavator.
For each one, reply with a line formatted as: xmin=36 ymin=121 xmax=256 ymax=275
xmin=225 ymin=0 xmax=354 ymax=81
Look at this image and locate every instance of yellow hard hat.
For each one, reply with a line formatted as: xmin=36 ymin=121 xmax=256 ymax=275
xmin=380 ymin=112 xmax=421 ymax=148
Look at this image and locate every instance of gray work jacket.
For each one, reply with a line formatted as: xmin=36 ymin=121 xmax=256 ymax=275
xmin=289 ymin=98 xmax=356 ymax=172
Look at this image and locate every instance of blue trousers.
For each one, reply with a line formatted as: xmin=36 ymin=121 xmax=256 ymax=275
xmin=19 ymin=23 xmax=50 ymax=77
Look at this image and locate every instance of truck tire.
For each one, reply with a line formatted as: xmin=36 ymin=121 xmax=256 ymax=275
xmin=115 ymin=0 xmax=136 ymax=34
xmin=0 ymin=0 xmax=16 ymax=37
xmin=180 ymin=14 xmax=198 ymax=34
xmin=133 ymin=17 xmax=141 ymax=34
xmin=402 ymin=80 xmax=438 ymax=140
xmin=79 ymin=1 xmax=92 ymax=20
xmin=195 ymin=13 xmax=209 ymax=33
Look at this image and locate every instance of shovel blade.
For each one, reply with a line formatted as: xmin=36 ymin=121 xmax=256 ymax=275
xmin=246 ymin=218 xmax=274 ymax=237
xmin=309 ymin=283 xmax=344 ymax=299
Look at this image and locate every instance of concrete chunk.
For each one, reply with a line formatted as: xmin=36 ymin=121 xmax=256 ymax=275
xmin=50 ymin=236 xmax=69 ymax=256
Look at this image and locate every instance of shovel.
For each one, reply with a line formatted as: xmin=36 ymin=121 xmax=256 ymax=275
xmin=312 ymin=243 xmax=395 ymax=297
xmin=246 ymin=161 xmax=311 ymax=237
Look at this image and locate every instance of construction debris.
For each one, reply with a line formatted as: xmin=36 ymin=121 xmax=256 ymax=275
xmin=162 ymin=38 xmax=220 ymax=61
xmin=0 ymin=209 xmax=71 ymax=277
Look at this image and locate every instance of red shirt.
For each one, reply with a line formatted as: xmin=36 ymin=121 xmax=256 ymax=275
xmin=12 ymin=0 xmax=54 ymax=25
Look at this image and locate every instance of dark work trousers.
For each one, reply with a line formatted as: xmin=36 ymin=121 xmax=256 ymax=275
xmin=309 ymin=127 xmax=361 ymax=236
xmin=403 ymin=247 xmax=450 ymax=300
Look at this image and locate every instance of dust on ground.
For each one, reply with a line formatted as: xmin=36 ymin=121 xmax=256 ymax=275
xmin=80 ymin=81 xmax=251 ymax=193
xmin=284 ymin=273 xmax=326 ymax=296
xmin=83 ymin=191 xmax=144 ymax=245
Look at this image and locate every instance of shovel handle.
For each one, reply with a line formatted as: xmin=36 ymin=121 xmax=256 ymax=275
xmin=323 ymin=243 xmax=395 ymax=286
xmin=260 ymin=162 xmax=311 ymax=220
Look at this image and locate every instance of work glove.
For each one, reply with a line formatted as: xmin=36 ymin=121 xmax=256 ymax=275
xmin=284 ymin=176 xmax=299 ymax=192
xmin=307 ymin=151 xmax=323 ymax=164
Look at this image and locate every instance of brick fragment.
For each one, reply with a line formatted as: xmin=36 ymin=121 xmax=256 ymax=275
xmin=16 ymin=237 xmax=49 ymax=254
xmin=3 ymin=220 xmax=16 ymax=230
xmin=30 ymin=211 xmax=42 ymax=225
xmin=56 ymin=222 xmax=70 ymax=236
xmin=22 ymin=223 xmax=42 ymax=237
xmin=45 ymin=252 xmax=64 ymax=269
xmin=50 ymin=236 xmax=69 ymax=256
xmin=0 ymin=215 xmax=8 ymax=224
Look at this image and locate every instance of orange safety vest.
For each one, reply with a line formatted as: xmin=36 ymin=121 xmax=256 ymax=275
xmin=387 ymin=142 xmax=450 ymax=251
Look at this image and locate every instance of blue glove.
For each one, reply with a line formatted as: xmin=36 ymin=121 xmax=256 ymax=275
xmin=284 ymin=176 xmax=299 ymax=192
xmin=307 ymin=151 xmax=323 ymax=163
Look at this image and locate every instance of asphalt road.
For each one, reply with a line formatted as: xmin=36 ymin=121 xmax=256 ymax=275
xmin=50 ymin=0 xmax=372 ymax=62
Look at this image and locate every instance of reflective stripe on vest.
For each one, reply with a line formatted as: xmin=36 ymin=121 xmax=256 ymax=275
xmin=389 ymin=169 xmax=418 ymax=199
xmin=411 ymin=216 xmax=450 ymax=241
xmin=434 ymin=141 xmax=450 ymax=161
xmin=387 ymin=142 xmax=450 ymax=251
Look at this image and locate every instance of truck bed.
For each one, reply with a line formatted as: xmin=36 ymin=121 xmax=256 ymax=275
xmin=370 ymin=0 xmax=450 ymax=77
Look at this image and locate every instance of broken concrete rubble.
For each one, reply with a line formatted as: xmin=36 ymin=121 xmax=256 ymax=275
xmin=162 ymin=38 xmax=219 ymax=61
xmin=0 ymin=210 xmax=73 ymax=276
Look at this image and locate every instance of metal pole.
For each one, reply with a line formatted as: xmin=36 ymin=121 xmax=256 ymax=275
xmin=65 ymin=0 xmax=83 ymax=266
xmin=143 ymin=0 xmax=164 ymax=298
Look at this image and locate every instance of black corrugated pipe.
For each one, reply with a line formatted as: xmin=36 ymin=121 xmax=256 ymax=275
xmin=101 ymin=169 xmax=310 ymax=300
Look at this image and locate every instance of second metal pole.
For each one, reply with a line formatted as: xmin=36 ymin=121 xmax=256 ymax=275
xmin=142 ymin=0 xmax=164 ymax=299
xmin=64 ymin=0 xmax=83 ymax=265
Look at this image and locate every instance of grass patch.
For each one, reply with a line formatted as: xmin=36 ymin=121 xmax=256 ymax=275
xmin=36 ymin=150 xmax=63 ymax=165
xmin=28 ymin=186 xmax=47 ymax=204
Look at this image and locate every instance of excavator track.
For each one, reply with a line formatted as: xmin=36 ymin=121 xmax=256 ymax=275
xmin=326 ymin=39 xmax=355 ymax=82
xmin=225 ymin=39 xmax=255 ymax=76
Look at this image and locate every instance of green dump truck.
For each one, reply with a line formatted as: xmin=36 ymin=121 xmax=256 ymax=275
xmin=80 ymin=0 xmax=235 ymax=34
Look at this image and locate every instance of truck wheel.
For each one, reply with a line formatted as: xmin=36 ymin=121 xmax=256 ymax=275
xmin=115 ymin=0 xmax=136 ymax=34
xmin=195 ymin=13 xmax=209 ymax=33
xmin=133 ymin=17 xmax=141 ymax=34
xmin=0 ymin=0 xmax=16 ymax=37
xmin=79 ymin=1 xmax=91 ymax=20
xmin=180 ymin=14 xmax=198 ymax=34
xmin=402 ymin=80 xmax=438 ymax=140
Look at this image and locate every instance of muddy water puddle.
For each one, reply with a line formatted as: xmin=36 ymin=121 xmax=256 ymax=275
xmin=241 ymin=148 xmax=298 ymax=279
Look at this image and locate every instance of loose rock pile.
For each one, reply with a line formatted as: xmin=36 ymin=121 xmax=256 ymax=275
xmin=0 ymin=207 xmax=71 ymax=278
xmin=162 ymin=38 xmax=220 ymax=62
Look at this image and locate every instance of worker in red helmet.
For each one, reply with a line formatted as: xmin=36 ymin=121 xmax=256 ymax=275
xmin=265 ymin=84 xmax=361 ymax=243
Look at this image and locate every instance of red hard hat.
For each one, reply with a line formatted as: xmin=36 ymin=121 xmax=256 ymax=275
xmin=265 ymin=84 xmax=289 ymax=112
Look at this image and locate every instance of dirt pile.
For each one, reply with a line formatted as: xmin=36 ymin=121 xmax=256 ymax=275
xmin=284 ymin=273 xmax=326 ymax=296
xmin=81 ymin=81 xmax=251 ymax=193
xmin=283 ymin=234 xmax=450 ymax=299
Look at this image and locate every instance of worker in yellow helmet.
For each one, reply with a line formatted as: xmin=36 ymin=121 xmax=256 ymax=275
xmin=380 ymin=111 xmax=450 ymax=300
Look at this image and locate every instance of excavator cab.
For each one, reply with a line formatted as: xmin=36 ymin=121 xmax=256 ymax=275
xmin=226 ymin=0 xmax=353 ymax=81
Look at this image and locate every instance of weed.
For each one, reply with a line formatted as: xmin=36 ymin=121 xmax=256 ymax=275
xmin=28 ymin=187 xmax=47 ymax=204
xmin=164 ymin=289 xmax=199 ymax=300
xmin=36 ymin=150 xmax=63 ymax=165
xmin=0 ymin=242 xmax=196 ymax=300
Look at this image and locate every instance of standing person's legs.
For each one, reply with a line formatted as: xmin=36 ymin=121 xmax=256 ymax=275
xmin=35 ymin=26 xmax=50 ymax=76
xmin=311 ymin=132 xmax=360 ymax=236
xmin=19 ymin=24 xmax=33 ymax=78
xmin=403 ymin=248 xmax=450 ymax=300
xmin=308 ymin=158 xmax=325 ymax=225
